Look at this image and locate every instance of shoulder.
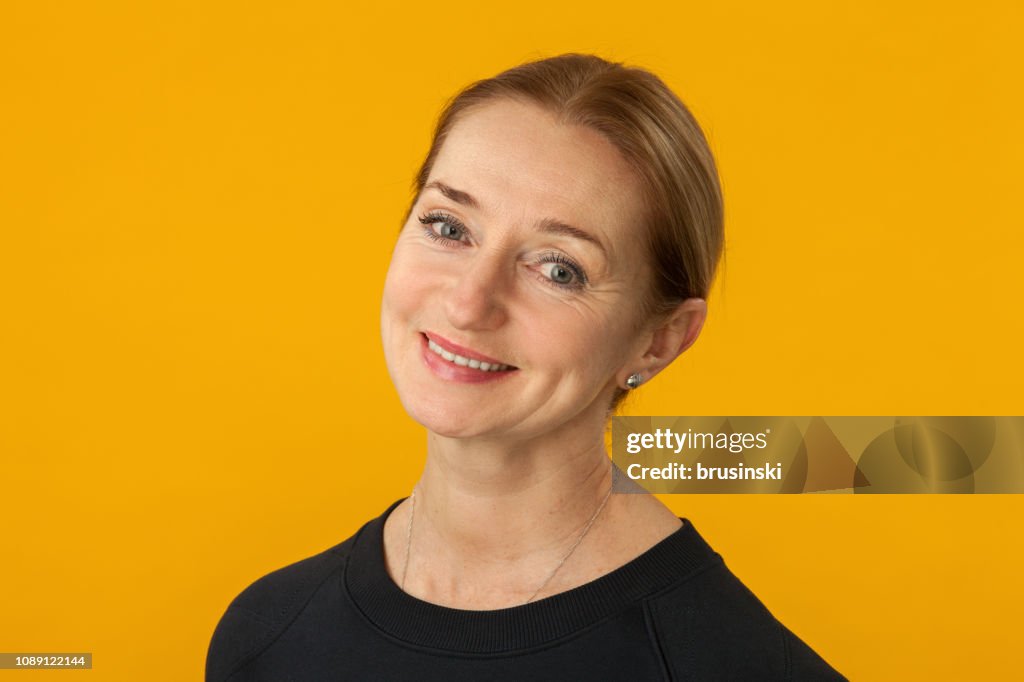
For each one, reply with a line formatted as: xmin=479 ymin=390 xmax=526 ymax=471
xmin=645 ymin=551 xmax=845 ymax=680
xmin=204 ymin=530 xmax=360 ymax=682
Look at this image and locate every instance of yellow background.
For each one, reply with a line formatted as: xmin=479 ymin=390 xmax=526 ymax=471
xmin=2 ymin=1 xmax=1021 ymax=679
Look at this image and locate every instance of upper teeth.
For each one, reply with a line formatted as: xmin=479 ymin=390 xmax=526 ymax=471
xmin=427 ymin=339 xmax=511 ymax=371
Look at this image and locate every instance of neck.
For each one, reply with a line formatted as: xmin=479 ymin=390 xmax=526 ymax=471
xmin=417 ymin=429 xmax=614 ymax=559
xmin=394 ymin=412 xmax=620 ymax=608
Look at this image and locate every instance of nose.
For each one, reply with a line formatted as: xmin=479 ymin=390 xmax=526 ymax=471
xmin=443 ymin=245 xmax=511 ymax=332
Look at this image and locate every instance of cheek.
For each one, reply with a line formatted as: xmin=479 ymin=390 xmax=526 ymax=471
xmin=516 ymin=306 xmax=626 ymax=382
xmin=383 ymin=244 xmax=434 ymax=321
xmin=381 ymin=262 xmax=422 ymax=369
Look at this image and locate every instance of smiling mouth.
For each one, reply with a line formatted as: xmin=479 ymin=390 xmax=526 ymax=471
xmin=423 ymin=334 xmax=517 ymax=372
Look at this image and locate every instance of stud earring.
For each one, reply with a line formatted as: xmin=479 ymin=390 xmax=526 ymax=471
xmin=626 ymin=373 xmax=643 ymax=389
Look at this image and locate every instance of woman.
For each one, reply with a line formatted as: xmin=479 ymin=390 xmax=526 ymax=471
xmin=207 ymin=53 xmax=845 ymax=681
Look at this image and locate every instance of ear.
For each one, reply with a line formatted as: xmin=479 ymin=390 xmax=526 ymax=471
xmin=618 ymin=298 xmax=707 ymax=388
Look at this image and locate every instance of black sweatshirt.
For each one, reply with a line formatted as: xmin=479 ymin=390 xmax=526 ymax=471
xmin=207 ymin=499 xmax=845 ymax=681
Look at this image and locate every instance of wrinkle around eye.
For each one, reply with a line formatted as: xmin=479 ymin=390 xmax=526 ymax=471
xmin=569 ymin=245 xmax=613 ymax=283
xmin=539 ymin=287 xmax=616 ymax=324
xmin=594 ymin=282 xmax=636 ymax=304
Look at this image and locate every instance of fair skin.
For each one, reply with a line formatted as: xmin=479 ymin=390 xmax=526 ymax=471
xmin=379 ymin=97 xmax=707 ymax=609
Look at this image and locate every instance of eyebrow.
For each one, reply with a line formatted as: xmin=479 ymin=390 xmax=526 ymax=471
xmin=423 ymin=180 xmax=608 ymax=256
xmin=424 ymin=180 xmax=480 ymax=209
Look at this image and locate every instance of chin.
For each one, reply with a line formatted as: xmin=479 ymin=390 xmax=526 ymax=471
xmin=401 ymin=398 xmax=494 ymax=439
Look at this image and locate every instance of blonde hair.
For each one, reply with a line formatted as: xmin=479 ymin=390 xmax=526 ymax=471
xmin=407 ymin=53 xmax=724 ymax=410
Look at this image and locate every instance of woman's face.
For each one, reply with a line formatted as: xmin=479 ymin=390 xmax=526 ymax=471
xmin=381 ymin=98 xmax=654 ymax=442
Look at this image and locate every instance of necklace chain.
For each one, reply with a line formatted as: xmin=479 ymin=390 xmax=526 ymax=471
xmin=400 ymin=464 xmax=615 ymax=606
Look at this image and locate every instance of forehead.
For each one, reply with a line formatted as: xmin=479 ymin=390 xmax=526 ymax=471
xmin=428 ymin=99 xmax=646 ymax=249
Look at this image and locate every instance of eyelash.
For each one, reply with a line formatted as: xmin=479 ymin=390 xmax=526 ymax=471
xmin=536 ymin=252 xmax=588 ymax=290
xmin=418 ymin=211 xmax=467 ymax=244
xmin=417 ymin=211 xmax=589 ymax=291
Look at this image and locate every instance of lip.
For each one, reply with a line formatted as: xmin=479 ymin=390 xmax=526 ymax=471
xmin=422 ymin=332 xmax=514 ymax=367
xmin=419 ymin=333 xmax=518 ymax=384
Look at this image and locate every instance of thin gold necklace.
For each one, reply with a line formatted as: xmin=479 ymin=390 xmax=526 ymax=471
xmin=400 ymin=467 xmax=614 ymax=605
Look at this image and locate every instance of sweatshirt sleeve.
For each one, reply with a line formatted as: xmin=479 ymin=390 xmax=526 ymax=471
xmin=646 ymin=559 xmax=847 ymax=680
xmin=205 ymin=541 xmax=353 ymax=682
xmin=206 ymin=599 xmax=279 ymax=682
xmin=780 ymin=623 xmax=847 ymax=681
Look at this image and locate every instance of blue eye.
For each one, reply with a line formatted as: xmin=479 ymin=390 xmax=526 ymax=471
xmin=439 ymin=223 xmax=461 ymax=239
xmin=537 ymin=253 xmax=587 ymax=291
xmin=541 ymin=262 xmax=575 ymax=285
xmin=418 ymin=212 xmax=467 ymax=243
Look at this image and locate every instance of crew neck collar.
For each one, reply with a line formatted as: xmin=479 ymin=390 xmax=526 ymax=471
xmin=343 ymin=498 xmax=720 ymax=654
